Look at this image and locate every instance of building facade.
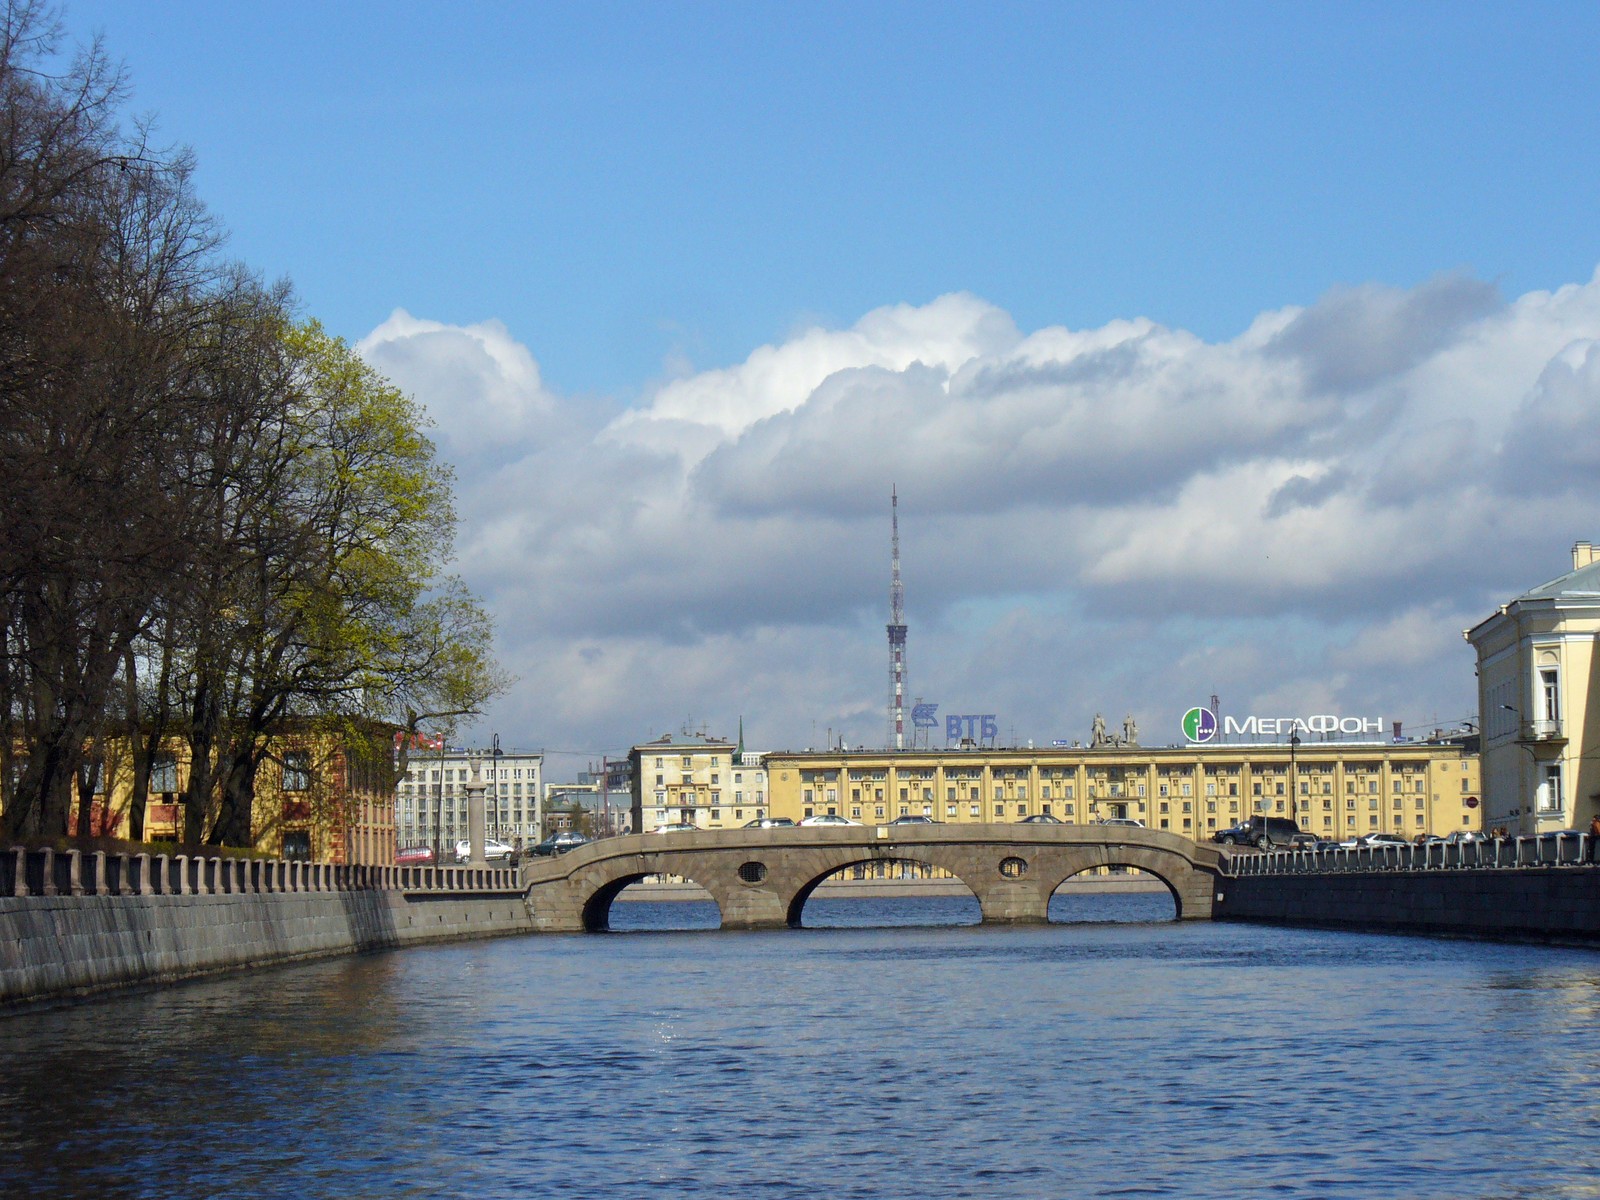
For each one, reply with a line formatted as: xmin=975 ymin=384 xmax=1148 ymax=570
xmin=1466 ymin=540 xmax=1600 ymax=835
xmin=628 ymin=733 xmax=768 ymax=832
xmin=42 ymin=725 xmax=400 ymax=864
xmin=396 ymin=746 xmax=543 ymax=852
xmin=763 ymin=737 xmax=1480 ymax=841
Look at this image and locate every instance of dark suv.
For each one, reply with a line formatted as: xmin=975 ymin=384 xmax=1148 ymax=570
xmin=1212 ymin=816 xmax=1307 ymax=849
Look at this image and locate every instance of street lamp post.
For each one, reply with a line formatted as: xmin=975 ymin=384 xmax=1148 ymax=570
xmin=432 ymin=733 xmax=447 ymax=867
xmin=489 ymin=733 xmax=504 ymax=845
xmin=1500 ymin=703 xmax=1544 ymax=835
xmin=1290 ymin=729 xmax=1301 ymax=834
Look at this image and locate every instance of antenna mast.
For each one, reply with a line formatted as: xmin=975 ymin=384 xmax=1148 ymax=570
xmin=888 ymin=486 xmax=908 ymax=749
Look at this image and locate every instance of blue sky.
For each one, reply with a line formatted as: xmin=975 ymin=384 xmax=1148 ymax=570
xmin=59 ymin=2 xmax=1600 ymax=771
xmin=73 ymin=2 xmax=1600 ymax=396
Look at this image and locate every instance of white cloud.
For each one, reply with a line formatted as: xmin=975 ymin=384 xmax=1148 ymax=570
xmin=359 ymin=271 xmax=1600 ymax=770
xmin=356 ymin=309 xmax=554 ymax=462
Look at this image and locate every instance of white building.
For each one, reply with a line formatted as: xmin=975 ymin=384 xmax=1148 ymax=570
xmin=396 ymin=745 xmax=544 ymax=851
xmin=1466 ymin=541 xmax=1600 ymax=835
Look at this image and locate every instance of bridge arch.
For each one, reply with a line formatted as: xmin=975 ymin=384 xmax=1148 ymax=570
xmin=784 ymin=854 xmax=981 ymax=928
xmin=580 ymin=871 xmax=725 ymax=932
xmin=1047 ymin=861 xmax=1182 ymax=922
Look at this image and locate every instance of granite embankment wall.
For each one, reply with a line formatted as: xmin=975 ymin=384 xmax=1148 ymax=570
xmin=1216 ymin=868 xmax=1600 ymax=944
xmin=1 ymin=847 xmax=533 ymax=1009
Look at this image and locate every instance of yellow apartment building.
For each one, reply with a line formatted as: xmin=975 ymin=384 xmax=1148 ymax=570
xmin=29 ymin=725 xmax=399 ymax=864
xmin=628 ymin=732 xmax=769 ymax=832
xmin=763 ymin=738 xmax=1480 ymax=841
xmin=1466 ymin=540 xmax=1600 ymax=835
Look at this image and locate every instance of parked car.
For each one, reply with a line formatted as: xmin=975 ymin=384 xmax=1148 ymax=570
xmin=1018 ymin=814 xmax=1063 ymax=824
xmin=652 ymin=822 xmax=699 ymax=834
xmin=799 ymin=814 xmax=861 ymax=826
xmin=1212 ymin=816 xmax=1306 ymax=849
xmin=744 ymin=817 xmax=796 ymax=828
xmin=531 ymin=831 xmax=591 ymax=857
xmin=1097 ymin=817 xmax=1145 ymax=828
xmin=1340 ymin=832 xmax=1409 ymax=850
xmin=1443 ymin=830 xmax=1488 ymax=844
xmin=453 ymin=837 xmax=519 ymax=865
xmin=394 ymin=845 xmax=434 ymax=866
xmin=888 ymin=815 xmax=939 ymax=825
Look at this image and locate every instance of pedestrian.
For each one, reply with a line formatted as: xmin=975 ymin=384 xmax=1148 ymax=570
xmin=1588 ymin=814 xmax=1600 ymax=863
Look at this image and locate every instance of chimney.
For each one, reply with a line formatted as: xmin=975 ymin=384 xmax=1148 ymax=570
xmin=1575 ymin=541 xmax=1597 ymax=570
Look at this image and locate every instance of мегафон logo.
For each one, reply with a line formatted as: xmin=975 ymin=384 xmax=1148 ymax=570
xmin=1181 ymin=707 xmax=1218 ymax=743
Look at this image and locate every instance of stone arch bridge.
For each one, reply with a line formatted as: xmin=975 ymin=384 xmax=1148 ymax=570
xmin=520 ymin=825 xmax=1226 ymax=932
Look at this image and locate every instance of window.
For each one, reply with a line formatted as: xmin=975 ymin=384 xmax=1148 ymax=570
xmin=282 ymin=752 xmax=311 ymax=792
xmin=1541 ymin=667 xmax=1561 ymax=725
xmin=1540 ymin=765 xmax=1564 ymax=813
xmin=151 ymin=755 xmax=179 ymax=794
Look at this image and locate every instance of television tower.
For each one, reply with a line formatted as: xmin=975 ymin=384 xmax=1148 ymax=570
xmin=888 ymin=487 xmax=908 ymax=749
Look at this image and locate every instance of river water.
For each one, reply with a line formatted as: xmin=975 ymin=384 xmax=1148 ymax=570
xmin=3 ymin=895 xmax=1600 ymax=1199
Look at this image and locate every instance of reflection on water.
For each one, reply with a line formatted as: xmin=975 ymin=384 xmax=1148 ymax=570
xmin=3 ymin=895 xmax=1600 ymax=1199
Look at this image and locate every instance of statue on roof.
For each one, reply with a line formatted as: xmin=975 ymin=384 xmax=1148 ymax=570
xmin=1091 ymin=713 xmax=1107 ymax=747
xmin=1123 ymin=714 xmax=1138 ymax=745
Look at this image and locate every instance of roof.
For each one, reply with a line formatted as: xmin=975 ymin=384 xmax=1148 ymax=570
xmin=1515 ymin=557 xmax=1600 ymax=603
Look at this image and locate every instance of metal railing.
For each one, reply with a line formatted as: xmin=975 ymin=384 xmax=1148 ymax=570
xmin=1226 ymin=834 xmax=1600 ymax=876
xmin=1519 ymin=718 xmax=1563 ymax=741
xmin=0 ymin=846 xmax=521 ymax=899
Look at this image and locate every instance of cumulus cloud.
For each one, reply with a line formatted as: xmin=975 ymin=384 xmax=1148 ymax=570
xmin=359 ymin=269 xmax=1600 ymax=768
xmin=357 ymin=309 xmax=555 ymax=462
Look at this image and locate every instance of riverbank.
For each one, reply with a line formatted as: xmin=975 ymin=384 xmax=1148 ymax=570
xmin=0 ymin=847 xmax=536 ymax=1011
xmin=613 ymin=874 xmax=1170 ymax=901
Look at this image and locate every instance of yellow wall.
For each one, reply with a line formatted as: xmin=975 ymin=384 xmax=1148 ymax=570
xmin=67 ymin=729 xmax=396 ymax=864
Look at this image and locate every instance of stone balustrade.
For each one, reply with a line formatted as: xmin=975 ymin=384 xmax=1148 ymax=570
xmin=1 ymin=847 xmax=519 ymax=899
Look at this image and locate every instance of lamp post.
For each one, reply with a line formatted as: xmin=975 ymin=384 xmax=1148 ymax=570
xmin=489 ymin=733 xmax=504 ymax=845
xmin=1500 ymin=703 xmax=1544 ymax=835
xmin=432 ymin=733 xmax=447 ymax=866
xmin=1290 ymin=729 xmax=1301 ymax=834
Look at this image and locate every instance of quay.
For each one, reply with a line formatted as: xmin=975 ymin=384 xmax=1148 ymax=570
xmin=5 ymin=828 xmax=1600 ymax=1011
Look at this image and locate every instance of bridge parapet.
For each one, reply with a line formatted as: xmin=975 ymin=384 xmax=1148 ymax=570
xmin=521 ymin=825 xmax=1224 ymax=932
xmin=1226 ymin=834 xmax=1600 ymax=876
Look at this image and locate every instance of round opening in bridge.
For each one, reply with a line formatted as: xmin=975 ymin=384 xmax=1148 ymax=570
xmin=1048 ymin=865 xmax=1178 ymax=923
xmin=998 ymin=856 xmax=1028 ymax=879
xmin=738 ymin=861 xmax=768 ymax=885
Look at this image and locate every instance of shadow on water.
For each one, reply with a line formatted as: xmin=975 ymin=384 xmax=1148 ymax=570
xmin=802 ymin=894 xmax=981 ymax=928
xmin=1048 ymin=889 xmax=1177 ymax=924
xmin=605 ymin=897 xmax=722 ymax=932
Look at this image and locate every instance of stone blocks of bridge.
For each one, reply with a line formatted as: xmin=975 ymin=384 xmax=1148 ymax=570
xmin=522 ymin=829 xmax=1222 ymax=933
